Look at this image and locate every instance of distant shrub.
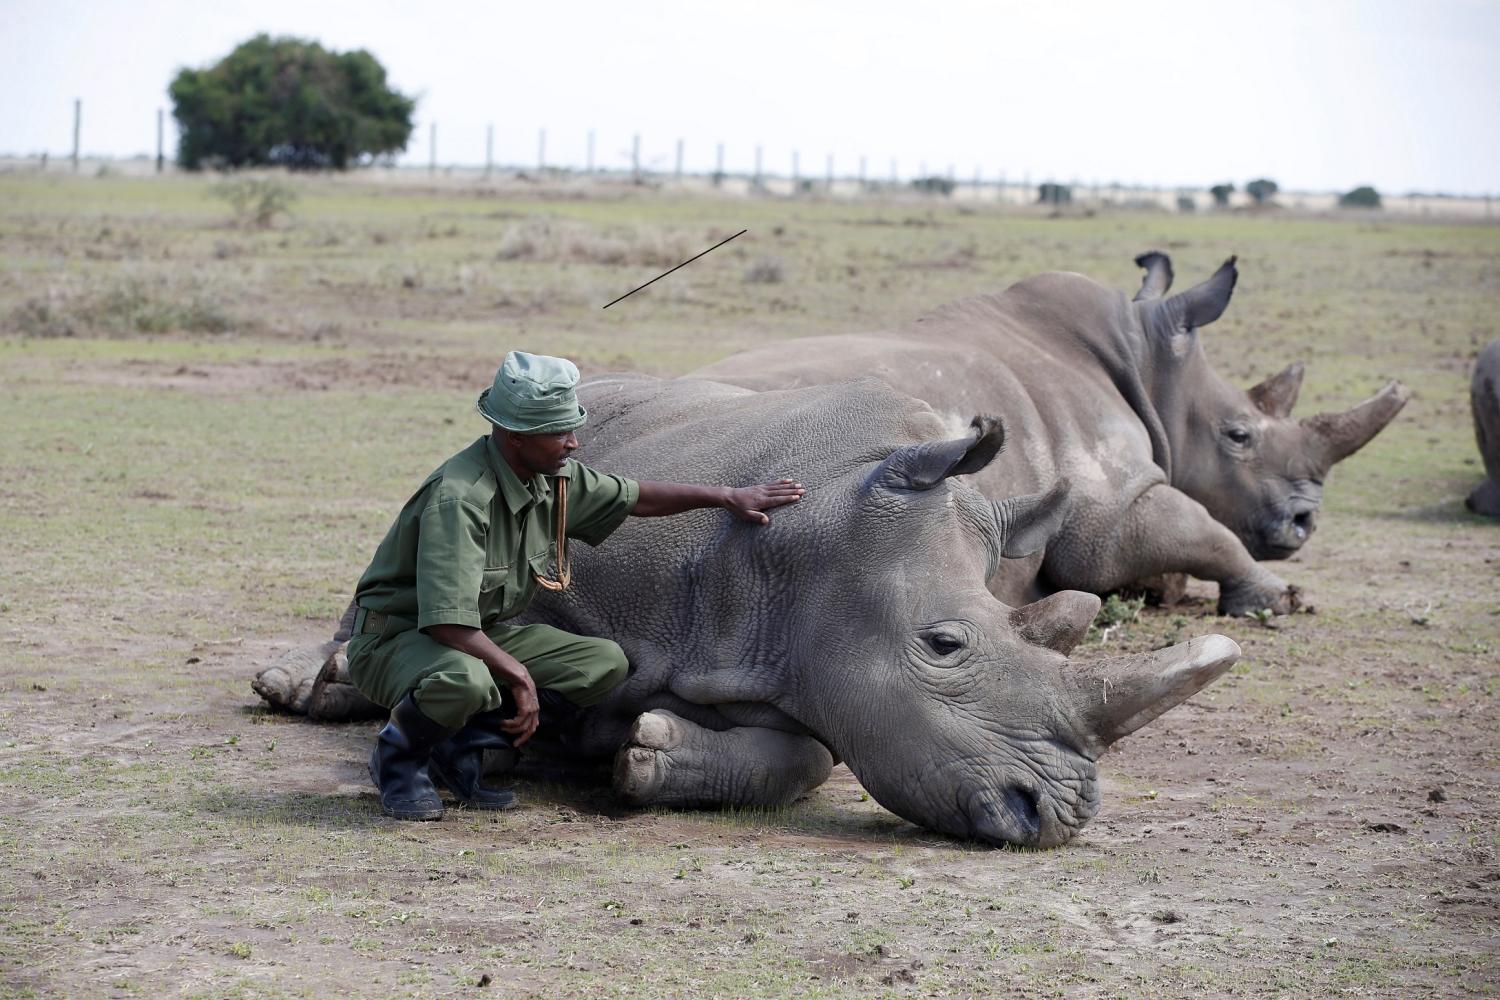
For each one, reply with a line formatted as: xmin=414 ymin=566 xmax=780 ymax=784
xmin=1339 ymin=185 xmax=1382 ymax=209
xmin=910 ymin=176 xmax=955 ymax=196
xmin=1246 ymin=178 xmax=1279 ymax=205
xmin=212 ymin=177 xmax=298 ymax=228
xmin=1037 ymin=182 xmax=1072 ymax=205
xmin=1210 ymin=183 xmax=1234 ymax=208
xmin=8 ymin=278 xmax=238 ymax=338
xmin=744 ymin=257 xmax=786 ymax=284
xmin=1087 ymin=593 xmax=1145 ymax=643
xmin=1177 ymin=195 xmax=1196 ymax=213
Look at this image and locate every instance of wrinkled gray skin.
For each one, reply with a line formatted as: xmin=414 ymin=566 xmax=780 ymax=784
xmin=694 ymin=253 xmax=1410 ymax=615
xmin=505 ymin=374 xmax=1240 ymax=849
xmin=1467 ymin=339 xmax=1500 ymax=518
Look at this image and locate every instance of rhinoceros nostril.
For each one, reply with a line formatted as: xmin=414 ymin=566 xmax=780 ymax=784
xmin=1001 ymin=786 xmax=1041 ymax=838
xmin=1292 ymin=510 xmax=1314 ymax=541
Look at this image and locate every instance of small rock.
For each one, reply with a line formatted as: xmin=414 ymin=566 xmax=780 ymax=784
xmin=1364 ymin=821 xmax=1407 ymax=834
xmin=1428 ymin=787 xmax=1447 ymax=803
xmin=881 ymin=968 xmax=917 ymax=986
xmin=1150 ymin=909 xmax=1184 ymax=924
xmin=476 ymin=973 xmax=492 ymax=988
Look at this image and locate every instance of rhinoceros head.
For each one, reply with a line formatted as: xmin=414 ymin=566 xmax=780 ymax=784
xmin=1134 ymin=255 xmax=1410 ymax=560
xmin=788 ymin=415 xmax=1241 ymax=848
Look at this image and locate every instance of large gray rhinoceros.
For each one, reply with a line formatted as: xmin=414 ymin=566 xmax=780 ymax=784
xmin=1467 ymin=339 xmax=1500 ymax=518
xmin=502 ymin=374 xmax=1241 ymax=848
xmin=692 ymin=253 xmax=1410 ymax=616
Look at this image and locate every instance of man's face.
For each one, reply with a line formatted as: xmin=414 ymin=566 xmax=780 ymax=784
xmin=510 ymin=429 xmax=579 ymax=476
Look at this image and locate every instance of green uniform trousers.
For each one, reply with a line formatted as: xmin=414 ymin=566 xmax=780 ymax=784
xmin=346 ymin=618 xmax=629 ymax=731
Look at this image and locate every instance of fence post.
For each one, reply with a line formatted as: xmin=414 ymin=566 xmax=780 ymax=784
xmin=156 ymin=108 xmax=164 ymax=174
xmin=72 ymin=99 xmax=81 ymax=172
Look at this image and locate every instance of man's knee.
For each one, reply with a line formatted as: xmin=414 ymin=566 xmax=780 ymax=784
xmin=598 ymin=639 xmax=629 ymax=692
xmin=414 ymin=656 xmax=500 ymax=729
xmin=567 ymin=638 xmax=629 ymax=707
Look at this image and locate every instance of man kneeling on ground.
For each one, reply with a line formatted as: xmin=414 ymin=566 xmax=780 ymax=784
xmin=347 ymin=352 xmax=803 ymax=820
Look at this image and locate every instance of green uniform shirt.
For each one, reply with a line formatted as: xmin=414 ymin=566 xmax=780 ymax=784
xmin=354 ymin=435 xmax=639 ymax=632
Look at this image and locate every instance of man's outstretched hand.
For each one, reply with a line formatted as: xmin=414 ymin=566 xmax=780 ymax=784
xmin=724 ymin=478 xmax=804 ymax=525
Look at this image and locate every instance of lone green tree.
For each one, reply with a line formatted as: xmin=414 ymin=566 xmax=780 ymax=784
xmin=169 ymin=35 xmax=415 ymax=170
xmin=1245 ymin=178 xmax=1279 ymax=205
xmin=1339 ymin=185 xmax=1382 ymax=209
xmin=1209 ymin=183 xmax=1234 ymax=208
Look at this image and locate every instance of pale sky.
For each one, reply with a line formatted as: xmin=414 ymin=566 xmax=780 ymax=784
xmin=3 ymin=0 xmax=1498 ymax=195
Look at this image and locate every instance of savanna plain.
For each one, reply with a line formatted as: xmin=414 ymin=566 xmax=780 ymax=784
xmin=0 ymin=171 xmax=1496 ymax=999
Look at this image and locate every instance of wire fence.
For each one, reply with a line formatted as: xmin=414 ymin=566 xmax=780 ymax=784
xmin=5 ymin=109 xmax=1495 ymax=219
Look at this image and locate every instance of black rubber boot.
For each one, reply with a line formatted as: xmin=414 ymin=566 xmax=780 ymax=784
xmin=429 ymin=709 xmax=520 ymax=810
xmin=368 ymin=694 xmax=453 ymax=821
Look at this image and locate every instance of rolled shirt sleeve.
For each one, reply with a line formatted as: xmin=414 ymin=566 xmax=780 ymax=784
xmin=415 ymin=495 xmax=488 ymax=629
xmin=563 ymin=462 xmax=640 ymax=547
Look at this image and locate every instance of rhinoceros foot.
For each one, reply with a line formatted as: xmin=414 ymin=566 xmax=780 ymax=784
xmin=1217 ymin=574 xmax=1301 ymax=618
xmin=1466 ymin=479 xmax=1500 ymax=519
xmin=612 ymin=710 xmax=834 ymax=810
xmin=613 ymin=711 xmax=687 ymax=805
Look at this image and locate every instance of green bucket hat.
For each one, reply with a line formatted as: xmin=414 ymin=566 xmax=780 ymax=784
xmin=476 ymin=351 xmax=588 ymax=434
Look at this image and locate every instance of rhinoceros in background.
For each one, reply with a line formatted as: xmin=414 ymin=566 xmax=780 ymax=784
xmin=256 ymin=375 xmax=1241 ymax=848
xmin=1467 ymin=339 xmax=1500 ymax=518
xmin=693 ymin=253 xmax=1410 ymax=616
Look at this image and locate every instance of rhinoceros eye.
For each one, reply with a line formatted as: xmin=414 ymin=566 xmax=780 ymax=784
xmin=1224 ymin=425 xmax=1253 ymax=447
xmin=924 ymin=632 xmax=965 ymax=656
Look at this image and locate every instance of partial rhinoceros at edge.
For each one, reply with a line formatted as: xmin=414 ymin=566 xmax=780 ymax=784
xmin=1467 ymin=339 xmax=1500 ymax=518
xmin=693 ymin=252 xmax=1411 ymax=616
xmin=256 ymin=375 xmax=1241 ymax=849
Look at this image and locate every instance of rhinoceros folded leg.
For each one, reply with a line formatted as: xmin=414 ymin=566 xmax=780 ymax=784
xmin=1051 ymin=484 xmax=1299 ymax=618
xmin=612 ymin=710 xmax=834 ymax=810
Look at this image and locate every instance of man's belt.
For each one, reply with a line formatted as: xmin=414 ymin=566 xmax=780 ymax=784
xmin=354 ymin=608 xmax=389 ymax=635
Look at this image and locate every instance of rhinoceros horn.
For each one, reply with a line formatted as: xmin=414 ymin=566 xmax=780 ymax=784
xmin=1069 ymin=634 xmax=1241 ymax=748
xmin=1300 ymin=380 xmax=1412 ymax=467
xmin=1248 ymin=362 xmax=1305 ymax=418
xmin=1009 ymin=590 xmax=1100 ymax=654
xmin=1133 ymin=251 xmax=1175 ymax=302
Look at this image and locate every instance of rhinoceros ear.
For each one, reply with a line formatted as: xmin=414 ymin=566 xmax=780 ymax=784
xmin=1160 ymin=256 xmax=1238 ymax=332
xmin=993 ymin=478 xmax=1073 ymax=558
xmin=1132 ymin=251 xmax=1174 ymax=302
xmin=875 ymin=415 xmax=1005 ymax=491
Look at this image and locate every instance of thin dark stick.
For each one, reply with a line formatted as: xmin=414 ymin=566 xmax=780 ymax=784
xmin=602 ymin=229 xmax=747 ymax=309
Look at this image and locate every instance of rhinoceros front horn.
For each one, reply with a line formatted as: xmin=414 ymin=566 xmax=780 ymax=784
xmin=1300 ymin=380 xmax=1411 ymax=467
xmin=1070 ymin=634 xmax=1241 ymax=748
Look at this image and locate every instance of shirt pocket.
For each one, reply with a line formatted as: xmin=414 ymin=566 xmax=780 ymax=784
xmin=480 ymin=564 xmax=510 ymax=603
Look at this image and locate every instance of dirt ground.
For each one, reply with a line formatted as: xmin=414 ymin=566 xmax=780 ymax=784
xmin=0 ymin=174 xmax=1496 ymax=998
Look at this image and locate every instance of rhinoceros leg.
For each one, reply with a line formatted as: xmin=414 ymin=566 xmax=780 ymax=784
xmin=1051 ymin=484 xmax=1298 ymax=617
xmin=612 ymin=710 xmax=834 ymax=809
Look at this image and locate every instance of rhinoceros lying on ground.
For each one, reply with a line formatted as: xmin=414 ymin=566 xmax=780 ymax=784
xmin=258 ymin=375 xmax=1240 ymax=848
xmin=1467 ymin=339 xmax=1500 ymax=518
xmin=693 ymin=253 xmax=1410 ymax=616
